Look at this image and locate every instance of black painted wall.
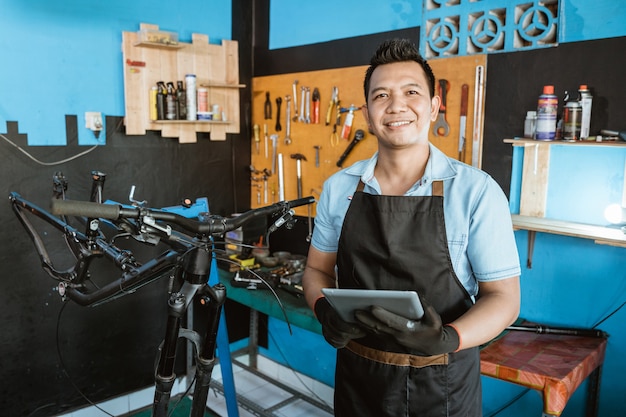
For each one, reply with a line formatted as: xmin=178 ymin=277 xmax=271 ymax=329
xmin=0 ymin=117 xmax=249 ymax=415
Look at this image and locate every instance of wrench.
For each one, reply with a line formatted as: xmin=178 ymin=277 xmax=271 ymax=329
xmin=275 ymin=97 xmax=282 ymax=131
xmin=434 ymin=79 xmax=450 ymax=137
xmin=284 ymin=95 xmax=292 ymax=145
xmin=298 ymin=86 xmax=306 ymax=122
xmin=292 ymin=79 xmax=299 ymax=121
xmin=305 ymin=87 xmax=311 ymax=123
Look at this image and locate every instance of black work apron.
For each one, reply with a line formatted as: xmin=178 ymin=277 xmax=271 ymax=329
xmin=333 ymin=180 xmax=481 ymax=417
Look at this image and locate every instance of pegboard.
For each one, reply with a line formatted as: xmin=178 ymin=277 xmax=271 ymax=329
xmin=250 ymin=54 xmax=487 ymax=216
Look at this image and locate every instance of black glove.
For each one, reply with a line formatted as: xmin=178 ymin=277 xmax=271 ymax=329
xmin=314 ymin=297 xmax=367 ymax=349
xmin=354 ymin=304 xmax=460 ymax=356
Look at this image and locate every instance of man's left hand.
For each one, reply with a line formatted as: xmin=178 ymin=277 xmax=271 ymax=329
xmin=354 ymin=304 xmax=460 ymax=355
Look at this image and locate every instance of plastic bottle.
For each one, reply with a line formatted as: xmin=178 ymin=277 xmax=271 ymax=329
xmin=524 ymin=111 xmax=536 ymax=138
xmin=562 ymin=94 xmax=582 ymax=141
xmin=535 ymin=85 xmax=558 ymax=140
xmin=156 ymin=81 xmax=167 ymax=120
xmin=185 ymin=74 xmax=197 ymax=121
xmin=578 ymin=85 xmax=593 ymax=139
xmin=176 ymin=80 xmax=187 ymax=120
xmin=166 ymin=82 xmax=177 ymax=120
xmin=149 ymin=86 xmax=158 ymax=121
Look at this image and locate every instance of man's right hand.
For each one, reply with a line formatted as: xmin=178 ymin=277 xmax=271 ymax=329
xmin=314 ymin=297 xmax=367 ymax=348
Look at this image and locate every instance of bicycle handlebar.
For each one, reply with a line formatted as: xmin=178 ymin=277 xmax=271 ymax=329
xmin=51 ymin=196 xmax=315 ymax=235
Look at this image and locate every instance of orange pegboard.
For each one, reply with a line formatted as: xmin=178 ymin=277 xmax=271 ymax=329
xmin=250 ymin=54 xmax=487 ymax=216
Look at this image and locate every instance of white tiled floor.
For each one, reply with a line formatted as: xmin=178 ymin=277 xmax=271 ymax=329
xmin=207 ymin=355 xmax=334 ymax=417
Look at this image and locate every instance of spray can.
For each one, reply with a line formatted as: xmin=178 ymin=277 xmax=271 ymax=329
xmin=156 ymin=81 xmax=167 ymax=120
xmin=176 ymin=80 xmax=187 ymax=120
xmin=562 ymin=92 xmax=582 ymax=141
xmin=535 ymin=85 xmax=557 ymax=140
xmin=578 ymin=85 xmax=593 ymax=139
xmin=166 ymin=82 xmax=177 ymax=120
xmin=185 ymin=74 xmax=197 ymax=121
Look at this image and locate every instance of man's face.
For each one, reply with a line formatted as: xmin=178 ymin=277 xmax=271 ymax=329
xmin=362 ymin=61 xmax=440 ymax=149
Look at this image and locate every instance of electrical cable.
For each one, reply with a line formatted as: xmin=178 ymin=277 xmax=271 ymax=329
xmin=262 ymin=315 xmax=333 ymax=409
xmin=55 ymin=300 xmax=115 ymax=417
xmin=0 ymin=117 xmax=123 ymax=166
xmin=484 ymin=388 xmax=531 ymax=417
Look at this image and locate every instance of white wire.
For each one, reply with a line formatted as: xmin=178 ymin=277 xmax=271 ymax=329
xmin=0 ymin=133 xmax=101 ymax=166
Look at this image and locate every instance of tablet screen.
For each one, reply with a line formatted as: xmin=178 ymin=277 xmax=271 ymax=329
xmin=321 ymin=288 xmax=424 ymax=323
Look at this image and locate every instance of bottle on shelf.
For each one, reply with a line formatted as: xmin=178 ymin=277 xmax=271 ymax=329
xmin=156 ymin=81 xmax=167 ymax=120
xmin=524 ymin=110 xmax=536 ymax=139
xmin=166 ymin=82 xmax=177 ymax=120
xmin=562 ymin=91 xmax=582 ymax=141
xmin=185 ymin=74 xmax=197 ymax=121
xmin=578 ymin=85 xmax=593 ymax=139
xmin=176 ymin=80 xmax=187 ymax=120
xmin=535 ymin=85 xmax=558 ymax=141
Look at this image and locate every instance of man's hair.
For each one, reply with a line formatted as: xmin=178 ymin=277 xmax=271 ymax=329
xmin=363 ymin=38 xmax=436 ymax=102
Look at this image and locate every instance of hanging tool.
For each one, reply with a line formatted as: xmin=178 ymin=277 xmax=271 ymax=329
xmin=275 ymin=97 xmax=282 ymax=131
xmin=472 ymin=66 xmax=485 ymax=168
xmin=340 ymin=105 xmax=359 ymax=140
xmin=330 ymin=99 xmax=341 ymax=147
xmin=292 ymin=80 xmax=299 ymax=121
xmin=284 ymin=95 xmax=292 ymax=145
xmin=336 ymin=129 xmax=365 ymax=167
xmin=298 ymin=86 xmax=306 ymax=123
xmin=264 ymin=92 xmax=272 ymax=120
xmin=290 ymin=153 xmax=307 ymax=198
xmin=277 ymin=153 xmax=285 ymax=201
xmin=313 ymin=145 xmax=321 ymax=167
xmin=263 ymin=123 xmax=269 ymax=158
xmin=458 ymin=84 xmax=469 ymax=161
xmin=253 ymin=124 xmax=260 ymax=154
xmin=312 ymin=88 xmax=320 ymax=124
xmin=434 ymin=79 xmax=450 ymax=137
xmin=305 ymin=87 xmax=311 ymax=123
xmin=325 ymin=86 xmax=338 ymax=126
xmin=270 ymin=134 xmax=278 ymax=174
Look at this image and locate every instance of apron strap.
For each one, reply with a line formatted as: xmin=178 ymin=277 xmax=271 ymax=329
xmin=355 ymin=180 xmax=443 ymax=195
xmin=346 ymin=341 xmax=448 ymax=368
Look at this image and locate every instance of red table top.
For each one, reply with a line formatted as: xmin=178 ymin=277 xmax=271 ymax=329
xmin=480 ymin=331 xmax=607 ymax=416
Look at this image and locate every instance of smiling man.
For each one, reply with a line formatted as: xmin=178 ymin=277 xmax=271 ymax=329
xmin=302 ymin=38 xmax=521 ymax=416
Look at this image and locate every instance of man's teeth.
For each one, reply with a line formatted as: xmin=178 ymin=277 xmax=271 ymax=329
xmin=387 ymin=121 xmax=411 ymax=127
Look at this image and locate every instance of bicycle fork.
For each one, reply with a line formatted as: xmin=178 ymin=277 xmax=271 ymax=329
xmin=153 ymin=247 xmax=226 ymax=417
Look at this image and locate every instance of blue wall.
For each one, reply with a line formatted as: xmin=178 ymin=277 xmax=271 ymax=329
xmin=0 ymin=0 xmax=231 ymax=146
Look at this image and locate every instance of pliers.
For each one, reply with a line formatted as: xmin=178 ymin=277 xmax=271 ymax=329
xmin=312 ymin=87 xmax=320 ymax=124
xmin=325 ymin=86 xmax=338 ymax=126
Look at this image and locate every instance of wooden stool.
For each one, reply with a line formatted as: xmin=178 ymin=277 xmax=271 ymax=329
xmin=480 ymin=331 xmax=607 ymax=416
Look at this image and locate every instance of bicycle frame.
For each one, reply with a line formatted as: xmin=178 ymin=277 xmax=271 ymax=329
xmin=9 ymin=171 xmax=314 ymax=417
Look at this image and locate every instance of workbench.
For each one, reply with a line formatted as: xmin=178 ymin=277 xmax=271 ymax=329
xmin=214 ymin=268 xmax=330 ymax=417
xmin=480 ymin=330 xmax=607 ymax=416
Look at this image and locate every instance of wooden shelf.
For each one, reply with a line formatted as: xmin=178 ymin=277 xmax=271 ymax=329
xmin=512 ymin=214 xmax=626 ymax=268
xmin=152 ymin=120 xmax=231 ymax=125
xmin=122 ymin=23 xmax=241 ymax=143
xmin=133 ymin=41 xmax=186 ymax=50
xmin=504 ymin=138 xmax=626 ymax=147
xmin=200 ymin=83 xmax=246 ymax=89
xmin=512 ymin=215 xmax=626 ymax=248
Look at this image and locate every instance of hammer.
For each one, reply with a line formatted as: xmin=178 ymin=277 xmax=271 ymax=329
xmin=290 ymin=153 xmax=307 ymax=198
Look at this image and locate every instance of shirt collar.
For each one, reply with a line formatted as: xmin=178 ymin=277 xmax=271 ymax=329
xmin=344 ymin=144 xmax=458 ymax=190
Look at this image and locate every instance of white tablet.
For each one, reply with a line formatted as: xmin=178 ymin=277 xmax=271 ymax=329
xmin=321 ymin=288 xmax=424 ymax=323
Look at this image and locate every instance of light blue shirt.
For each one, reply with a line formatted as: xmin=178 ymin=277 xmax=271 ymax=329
xmin=311 ymin=144 xmax=521 ymax=297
